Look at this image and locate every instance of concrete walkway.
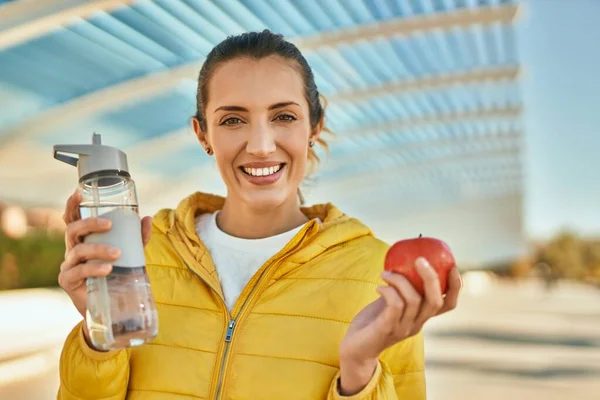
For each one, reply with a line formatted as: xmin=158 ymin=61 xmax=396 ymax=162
xmin=0 ymin=289 xmax=80 ymax=400
xmin=425 ymin=273 xmax=600 ymax=400
xmin=1 ymin=275 xmax=599 ymax=399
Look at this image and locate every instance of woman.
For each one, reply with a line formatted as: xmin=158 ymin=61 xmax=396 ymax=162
xmin=58 ymin=30 xmax=461 ymax=399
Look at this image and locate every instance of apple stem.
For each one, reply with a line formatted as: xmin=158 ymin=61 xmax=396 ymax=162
xmin=419 ymin=233 xmax=422 ymax=238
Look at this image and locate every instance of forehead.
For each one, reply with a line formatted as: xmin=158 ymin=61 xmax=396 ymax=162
xmin=206 ymin=56 xmax=306 ymax=111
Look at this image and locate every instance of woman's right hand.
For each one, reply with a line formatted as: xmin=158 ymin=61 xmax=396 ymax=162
xmin=59 ymin=189 xmax=153 ymax=320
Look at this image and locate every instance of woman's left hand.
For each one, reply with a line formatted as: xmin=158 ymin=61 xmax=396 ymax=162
xmin=338 ymin=257 xmax=462 ymax=395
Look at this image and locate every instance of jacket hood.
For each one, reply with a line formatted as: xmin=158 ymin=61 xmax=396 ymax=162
xmin=152 ymin=191 xmax=375 ymax=263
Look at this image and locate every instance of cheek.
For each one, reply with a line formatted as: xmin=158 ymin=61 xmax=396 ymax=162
xmin=213 ymin=154 xmax=229 ymax=172
xmin=278 ymin=123 xmax=310 ymax=156
xmin=284 ymin=136 xmax=310 ymax=180
xmin=211 ymin=138 xmax=239 ymax=177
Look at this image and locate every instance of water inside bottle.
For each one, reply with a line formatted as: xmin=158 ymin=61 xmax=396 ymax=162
xmin=80 ymin=204 xmax=139 ymax=217
xmin=80 ymin=205 xmax=158 ymax=350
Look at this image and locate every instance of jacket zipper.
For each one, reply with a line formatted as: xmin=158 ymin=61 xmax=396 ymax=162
xmin=168 ymin=222 xmax=317 ymax=400
xmin=213 ymin=261 xmax=275 ymax=400
xmin=224 ymin=320 xmax=236 ymax=342
xmin=213 ymin=228 xmax=314 ymax=400
xmin=167 ymin=231 xmax=237 ymax=400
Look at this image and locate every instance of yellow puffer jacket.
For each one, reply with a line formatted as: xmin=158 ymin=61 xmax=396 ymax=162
xmin=58 ymin=192 xmax=425 ymax=400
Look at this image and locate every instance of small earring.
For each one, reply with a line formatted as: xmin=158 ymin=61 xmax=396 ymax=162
xmin=309 ymin=141 xmax=315 ymax=148
xmin=205 ymin=147 xmax=212 ymax=155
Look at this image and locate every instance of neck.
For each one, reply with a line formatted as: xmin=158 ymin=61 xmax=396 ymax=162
xmin=217 ymin=195 xmax=309 ymax=239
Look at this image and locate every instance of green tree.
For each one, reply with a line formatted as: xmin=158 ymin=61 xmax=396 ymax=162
xmin=0 ymin=231 xmax=64 ymax=290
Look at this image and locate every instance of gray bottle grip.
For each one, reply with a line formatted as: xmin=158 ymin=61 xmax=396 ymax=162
xmin=84 ymin=208 xmax=146 ymax=268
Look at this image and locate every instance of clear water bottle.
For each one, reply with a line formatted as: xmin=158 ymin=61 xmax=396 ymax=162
xmin=54 ymin=133 xmax=158 ymax=351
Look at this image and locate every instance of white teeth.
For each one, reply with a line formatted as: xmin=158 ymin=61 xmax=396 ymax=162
xmin=243 ymin=164 xmax=282 ymax=177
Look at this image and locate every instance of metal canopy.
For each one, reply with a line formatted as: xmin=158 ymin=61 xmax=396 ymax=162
xmin=0 ymin=0 xmax=522 ymax=216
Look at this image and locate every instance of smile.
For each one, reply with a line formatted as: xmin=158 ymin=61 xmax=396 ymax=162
xmin=239 ymin=163 xmax=286 ymax=186
xmin=241 ymin=164 xmax=284 ymax=177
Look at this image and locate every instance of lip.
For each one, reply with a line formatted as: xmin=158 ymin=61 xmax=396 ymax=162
xmin=239 ymin=164 xmax=285 ymax=186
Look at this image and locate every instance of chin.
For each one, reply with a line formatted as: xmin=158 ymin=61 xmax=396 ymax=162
xmin=240 ymin=188 xmax=292 ymax=212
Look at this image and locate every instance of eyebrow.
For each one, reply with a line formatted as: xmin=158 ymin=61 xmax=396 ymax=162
xmin=268 ymin=101 xmax=300 ymax=110
xmin=214 ymin=101 xmax=300 ymax=113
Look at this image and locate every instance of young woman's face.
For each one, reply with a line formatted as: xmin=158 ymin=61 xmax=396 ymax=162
xmin=195 ymin=56 xmax=317 ymax=211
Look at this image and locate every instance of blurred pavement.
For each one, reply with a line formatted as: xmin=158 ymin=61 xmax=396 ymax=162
xmin=425 ymin=274 xmax=600 ymax=400
xmin=1 ymin=276 xmax=599 ymax=400
xmin=0 ymin=289 xmax=80 ymax=400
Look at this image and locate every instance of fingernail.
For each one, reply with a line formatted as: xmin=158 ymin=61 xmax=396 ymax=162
xmin=416 ymin=257 xmax=431 ymax=269
xmin=101 ymin=264 xmax=112 ymax=271
xmin=382 ymin=271 xmax=393 ymax=278
xmin=110 ymin=248 xmax=121 ymax=256
xmin=99 ymin=219 xmax=111 ymax=227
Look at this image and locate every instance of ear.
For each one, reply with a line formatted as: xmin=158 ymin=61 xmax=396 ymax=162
xmin=310 ymin=114 xmax=324 ymax=143
xmin=192 ymin=117 xmax=210 ymax=148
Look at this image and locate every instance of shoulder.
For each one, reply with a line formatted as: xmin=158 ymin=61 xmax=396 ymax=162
xmin=308 ymin=233 xmax=390 ymax=285
xmin=347 ymin=233 xmax=390 ymax=255
xmin=144 ymin=208 xmax=178 ymax=266
xmin=341 ymin=233 xmax=390 ymax=268
xmin=333 ymin=234 xmax=389 ymax=266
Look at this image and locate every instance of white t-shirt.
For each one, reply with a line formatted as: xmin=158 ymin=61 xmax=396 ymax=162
xmin=195 ymin=211 xmax=317 ymax=311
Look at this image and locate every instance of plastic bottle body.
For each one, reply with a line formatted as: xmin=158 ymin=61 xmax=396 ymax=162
xmin=79 ymin=171 xmax=158 ymax=351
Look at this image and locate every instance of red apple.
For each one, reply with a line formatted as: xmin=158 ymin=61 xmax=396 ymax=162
xmin=384 ymin=235 xmax=456 ymax=295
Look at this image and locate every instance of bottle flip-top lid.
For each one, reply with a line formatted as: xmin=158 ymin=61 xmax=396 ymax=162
xmin=53 ymin=133 xmax=129 ymax=181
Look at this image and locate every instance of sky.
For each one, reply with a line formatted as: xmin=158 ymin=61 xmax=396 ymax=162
xmin=518 ymin=0 xmax=600 ymax=239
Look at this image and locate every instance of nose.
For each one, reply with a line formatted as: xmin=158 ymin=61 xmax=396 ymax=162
xmin=245 ymin=120 xmax=276 ymax=157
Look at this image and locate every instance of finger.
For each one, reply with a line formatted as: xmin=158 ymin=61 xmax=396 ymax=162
xmin=414 ymin=257 xmax=444 ymax=326
xmin=141 ymin=216 xmax=153 ymax=246
xmin=64 ymin=243 xmax=121 ymax=269
xmin=376 ymin=285 xmax=405 ymax=329
xmin=65 ymin=218 xmax=112 ymax=249
xmin=436 ymin=267 xmax=462 ymax=315
xmin=60 ymin=263 xmax=113 ymax=289
xmin=63 ymin=189 xmax=82 ymax=224
xmin=382 ymin=271 xmax=422 ymax=323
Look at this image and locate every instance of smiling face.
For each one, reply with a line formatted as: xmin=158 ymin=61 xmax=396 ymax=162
xmin=193 ymin=56 xmax=319 ymax=211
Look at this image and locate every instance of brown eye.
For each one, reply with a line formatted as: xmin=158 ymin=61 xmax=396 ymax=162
xmin=275 ymin=114 xmax=296 ymax=122
xmin=221 ymin=117 xmax=243 ymax=126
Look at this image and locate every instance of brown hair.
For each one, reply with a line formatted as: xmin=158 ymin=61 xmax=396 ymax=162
xmin=194 ymin=30 xmax=332 ymax=182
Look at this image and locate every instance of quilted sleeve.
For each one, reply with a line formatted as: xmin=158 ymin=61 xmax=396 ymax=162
xmin=57 ymin=321 xmax=130 ymax=400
